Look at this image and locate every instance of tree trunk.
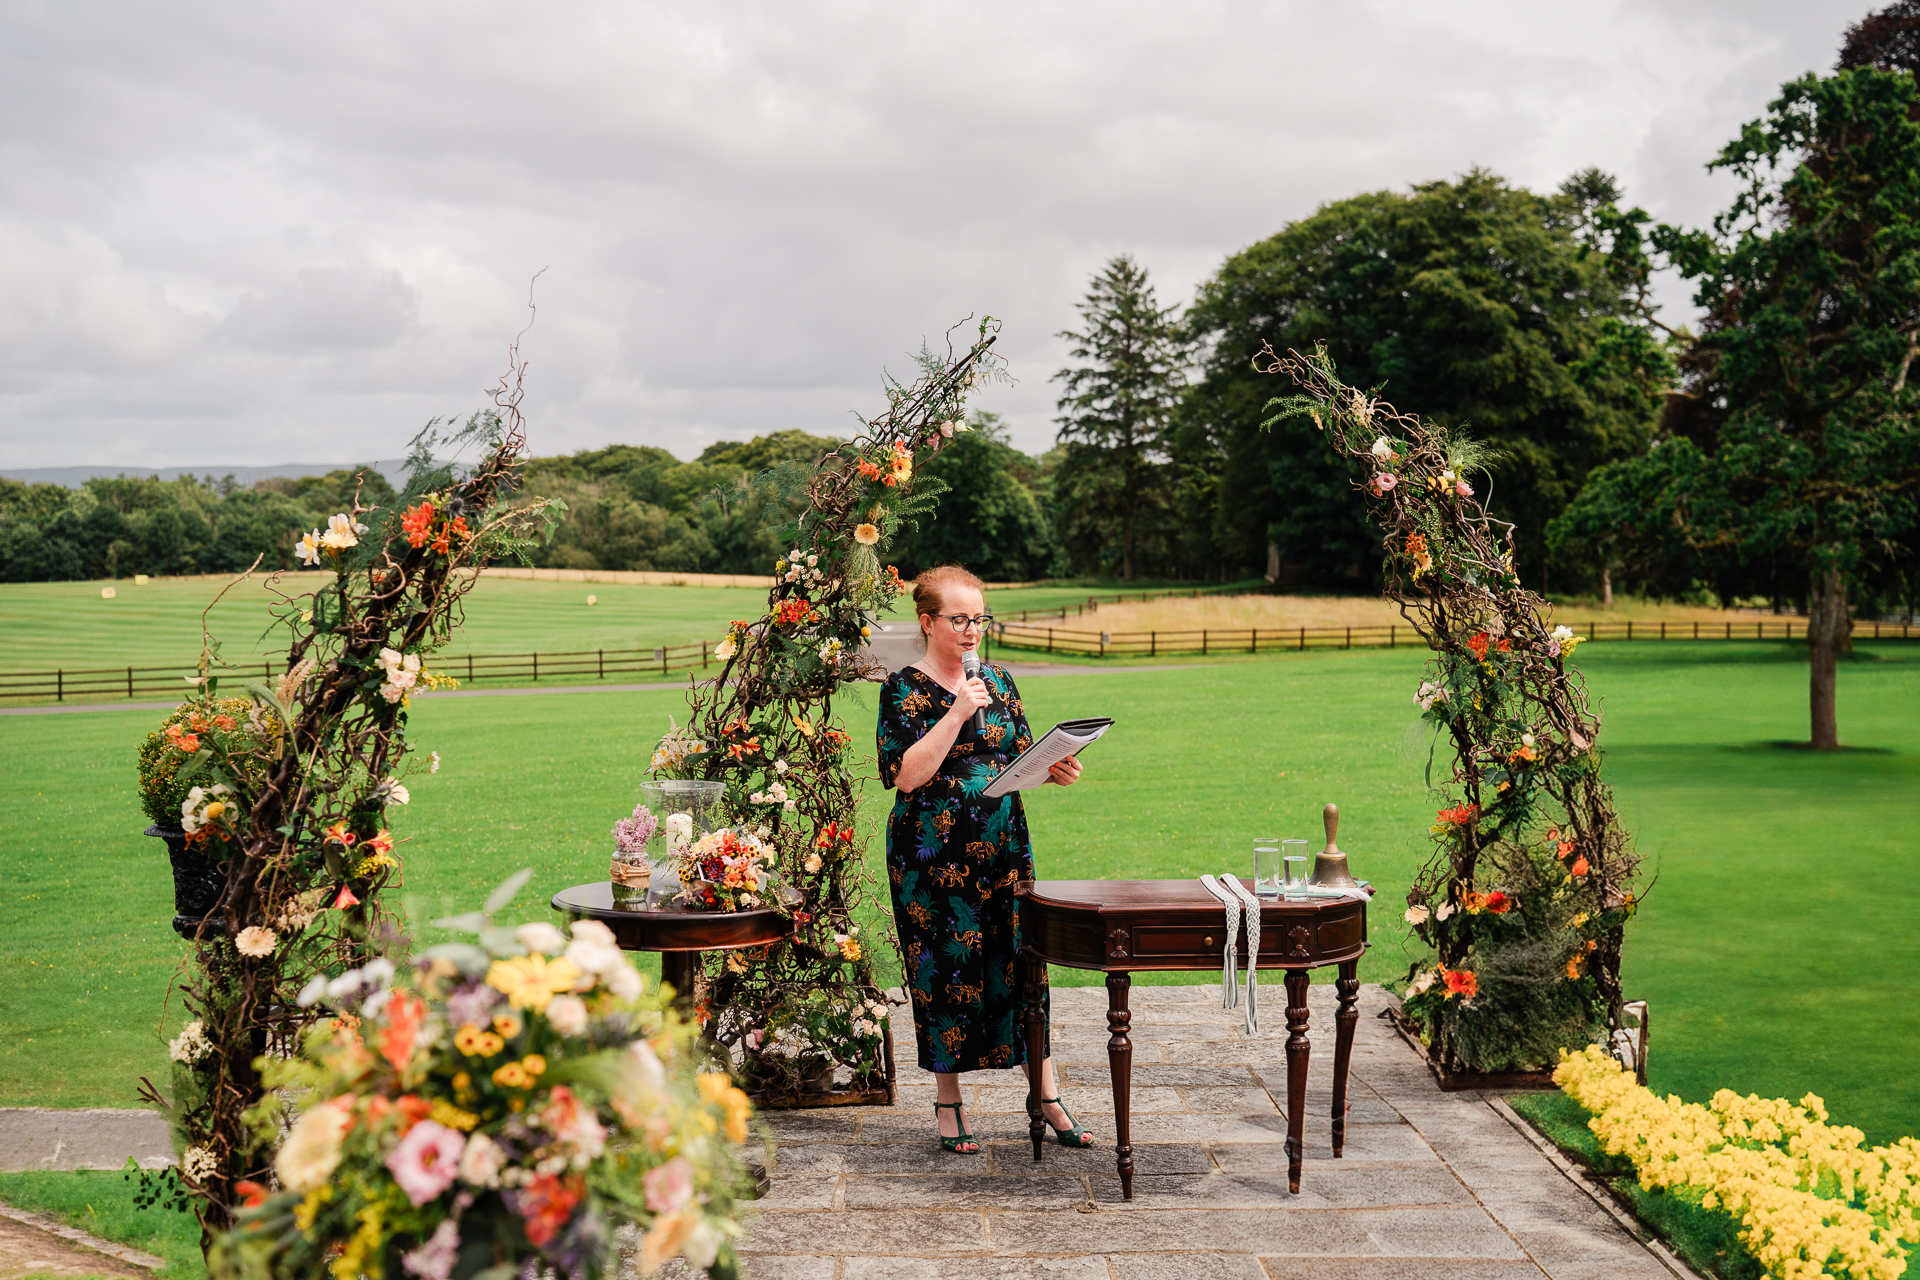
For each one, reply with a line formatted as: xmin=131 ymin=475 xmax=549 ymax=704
xmin=1807 ymin=567 xmax=1851 ymax=750
xmin=1599 ymin=564 xmax=1612 ymax=607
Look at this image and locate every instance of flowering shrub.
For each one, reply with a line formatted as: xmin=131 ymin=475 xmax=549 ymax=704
xmin=1555 ymin=1046 xmax=1919 ymax=1279
xmin=211 ymin=875 xmax=750 ymax=1280
xmin=654 ymin=318 xmax=1007 ymax=1099
xmin=1262 ymin=344 xmax=1640 ymax=1075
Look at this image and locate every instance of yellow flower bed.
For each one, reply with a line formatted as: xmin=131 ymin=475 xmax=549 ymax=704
xmin=1555 ymin=1047 xmax=1920 ymax=1278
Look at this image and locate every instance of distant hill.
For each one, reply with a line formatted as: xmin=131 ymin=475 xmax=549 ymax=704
xmin=0 ymin=460 xmax=413 ymax=490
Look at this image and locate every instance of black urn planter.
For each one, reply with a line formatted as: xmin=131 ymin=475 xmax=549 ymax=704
xmin=146 ymin=823 xmax=227 ymax=939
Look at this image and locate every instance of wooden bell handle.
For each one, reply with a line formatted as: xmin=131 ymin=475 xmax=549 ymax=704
xmin=1323 ymin=803 xmax=1340 ymax=855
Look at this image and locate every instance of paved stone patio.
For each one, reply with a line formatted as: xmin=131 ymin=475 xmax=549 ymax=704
xmin=691 ymin=981 xmax=1691 ymax=1280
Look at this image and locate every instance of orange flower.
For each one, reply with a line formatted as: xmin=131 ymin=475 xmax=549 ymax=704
xmin=856 ymin=458 xmax=884 ymax=482
xmin=1464 ymin=891 xmax=1488 ymax=914
xmin=1508 ymin=745 xmax=1536 ymax=765
xmin=1566 ymin=956 xmax=1583 ymax=979
xmin=1483 ymin=891 xmax=1512 ymax=914
xmin=393 ymin=1094 xmax=433 ymax=1134
xmin=447 ymin=515 xmax=471 ymax=541
xmin=516 ymin=1172 xmax=583 ymax=1246
xmin=1569 ymin=856 xmax=1590 ymax=877
xmin=381 ymin=991 xmax=426 ymax=1072
xmin=333 ymin=884 xmax=361 ymax=909
xmin=401 ymin=502 xmax=435 ymax=548
xmin=1435 ymin=803 xmax=1479 ymax=826
xmin=1467 ymin=632 xmax=1491 ymax=662
xmin=1442 ymin=968 xmax=1478 ymax=999
xmin=431 ymin=528 xmax=451 ymax=554
xmin=323 ymin=822 xmax=357 ymax=847
xmin=233 ymin=1180 xmax=268 ymax=1209
xmin=363 ymin=830 xmax=395 ymax=856
xmin=165 ymin=724 xmax=201 ymax=754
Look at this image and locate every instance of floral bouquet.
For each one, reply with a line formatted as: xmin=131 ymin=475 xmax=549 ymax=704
xmin=213 ymin=873 xmax=752 ymax=1280
xmin=673 ymin=827 xmax=781 ymax=912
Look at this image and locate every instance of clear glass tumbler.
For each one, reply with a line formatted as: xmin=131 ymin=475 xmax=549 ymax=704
xmin=1254 ymin=837 xmax=1282 ymax=898
xmin=1282 ymin=840 xmax=1311 ymax=899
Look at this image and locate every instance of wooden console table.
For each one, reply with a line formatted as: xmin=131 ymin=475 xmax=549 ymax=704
xmin=1015 ymin=878 xmax=1369 ymax=1200
xmin=549 ymin=882 xmax=793 ymax=1008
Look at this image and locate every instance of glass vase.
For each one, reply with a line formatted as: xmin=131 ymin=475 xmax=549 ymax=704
xmin=639 ymin=779 xmax=727 ymax=907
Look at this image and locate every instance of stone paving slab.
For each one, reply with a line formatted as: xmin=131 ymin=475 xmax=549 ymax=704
xmin=668 ymin=982 xmax=1694 ymax=1280
xmin=0 ymin=1109 xmax=172 ymax=1173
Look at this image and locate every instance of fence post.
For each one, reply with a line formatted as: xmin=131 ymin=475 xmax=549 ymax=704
xmin=1345 ymin=627 xmax=1351 ymax=650
xmin=1390 ymin=626 xmax=1396 ymax=649
xmin=1627 ymin=622 xmax=1633 ymax=641
xmin=127 ymin=666 xmax=133 ymax=698
xmin=1151 ymin=631 xmax=1156 ymax=657
xmin=533 ymin=653 xmax=539 ymax=681
xmin=1048 ymin=628 xmax=1054 ymax=654
xmin=703 ymin=643 xmax=710 ymax=670
xmin=1726 ymin=622 xmax=1731 ymax=640
xmin=658 ymin=647 xmax=667 ymax=675
xmin=1298 ymin=627 xmax=1305 ymax=652
xmin=1202 ymin=630 xmax=1208 ymax=656
xmin=1252 ymin=629 xmax=1258 ymax=655
xmin=468 ymin=654 xmax=475 ymax=682
xmin=57 ymin=670 xmax=63 ymax=702
xmin=1694 ymin=622 xmax=1699 ymax=639
xmin=1589 ymin=622 xmax=1596 ymax=641
xmin=598 ymin=649 xmax=604 ymax=679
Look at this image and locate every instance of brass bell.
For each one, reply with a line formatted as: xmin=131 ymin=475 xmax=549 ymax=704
xmin=1311 ymin=803 xmax=1358 ymax=887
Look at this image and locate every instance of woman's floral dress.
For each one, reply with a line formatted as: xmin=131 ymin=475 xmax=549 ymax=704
xmin=878 ymin=662 xmax=1049 ymax=1074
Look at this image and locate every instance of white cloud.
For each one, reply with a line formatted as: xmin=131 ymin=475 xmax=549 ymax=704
xmin=0 ymin=0 xmax=1869 ymax=470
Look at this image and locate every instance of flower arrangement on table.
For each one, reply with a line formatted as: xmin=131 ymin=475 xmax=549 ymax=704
xmin=645 ymin=319 xmax=1006 ymax=1101
xmin=672 ymin=826 xmax=780 ymax=912
xmin=1259 ymin=344 xmax=1641 ymax=1078
xmin=1553 ymin=1045 xmax=1918 ymax=1280
xmin=212 ymin=874 xmax=752 ymax=1280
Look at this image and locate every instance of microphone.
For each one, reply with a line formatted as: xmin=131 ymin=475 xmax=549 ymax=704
xmin=960 ymin=649 xmax=986 ymax=737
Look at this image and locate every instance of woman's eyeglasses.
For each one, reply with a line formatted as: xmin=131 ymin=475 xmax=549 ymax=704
xmin=943 ymin=614 xmax=995 ymax=631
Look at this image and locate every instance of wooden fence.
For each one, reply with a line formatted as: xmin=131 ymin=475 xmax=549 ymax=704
xmin=0 ymin=641 xmax=716 ymax=703
xmin=990 ymin=616 xmax=1920 ymax=658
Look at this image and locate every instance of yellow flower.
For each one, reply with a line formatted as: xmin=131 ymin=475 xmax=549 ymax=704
xmin=493 ymin=1012 xmax=523 ymax=1039
xmin=522 ymin=1054 xmax=547 ymax=1077
xmin=492 ymin=1061 xmax=533 ymax=1089
xmin=429 ymin=1099 xmax=479 ymax=1131
xmin=641 ymin=1207 xmax=699 ymax=1274
xmin=854 ymin=523 xmax=880 ymax=545
xmin=454 ymin=1024 xmax=505 ymax=1057
xmin=486 ymin=954 xmax=581 ymax=1012
xmin=792 ymin=713 xmax=814 ymax=737
xmin=697 ymin=1071 xmax=753 ymax=1143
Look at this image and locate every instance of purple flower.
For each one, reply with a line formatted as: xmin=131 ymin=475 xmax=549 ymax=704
xmin=386 ymin=1121 xmax=465 ymax=1207
xmin=445 ymin=980 xmax=500 ymax=1029
xmin=613 ymin=804 xmax=659 ymax=854
xmin=401 ymin=1219 xmax=461 ymax=1280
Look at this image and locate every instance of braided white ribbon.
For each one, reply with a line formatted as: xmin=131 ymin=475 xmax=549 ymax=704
xmin=1198 ymin=875 xmax=1241 ymax=1009
xmin=1223 ymin=875 xmax=1262 ymax=1035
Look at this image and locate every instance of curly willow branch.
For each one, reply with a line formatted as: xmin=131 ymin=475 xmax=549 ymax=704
xmin=1260 ymin=342 xmax=1642 ymax=1075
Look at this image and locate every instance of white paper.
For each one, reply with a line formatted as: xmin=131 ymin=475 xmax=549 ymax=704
xmin=980 ymin=718 xmax=1112 ymax=798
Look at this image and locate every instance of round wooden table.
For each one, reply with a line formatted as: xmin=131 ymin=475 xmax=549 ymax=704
xmin=550 ymin=882 xmax=794 ymax=1007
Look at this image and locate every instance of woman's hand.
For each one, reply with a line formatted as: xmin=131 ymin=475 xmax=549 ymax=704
xmin=944 ymin=676 xmax=991 ymax=724
xmin=1045 ymin=755 xmax=1082 ymax=786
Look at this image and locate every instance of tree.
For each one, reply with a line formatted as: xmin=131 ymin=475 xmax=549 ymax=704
xmin=888 ymin=412 xmax=1062 ymax=581
xmin=1182 ymin=170 xmax=1666 ymax=588
xmin=1052 ymin=255 xmax=1188 ymax=580
xmin=1552 ymin=66 xmax=1920 ymax=749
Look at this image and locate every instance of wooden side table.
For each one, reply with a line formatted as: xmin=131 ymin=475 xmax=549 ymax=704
xmin=1016 ymin=878 xmax=1369 ymax=1200
xmin=550 ymin=882 xmax=793 ymax=1008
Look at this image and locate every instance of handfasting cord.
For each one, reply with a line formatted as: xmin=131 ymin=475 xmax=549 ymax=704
xmin=1224 ymin=876 xmax=1261 ymax=1036
xmin=1199 ymin=875 xmax=1241 ymax=1009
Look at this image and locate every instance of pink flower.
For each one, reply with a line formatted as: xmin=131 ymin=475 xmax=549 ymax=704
xmin=1455 ymin=479 xmax=1473 ymax=497
xmin=644 ymin=1156 xmax=696 ymax=1213
xmin=1372 ymin=473 xmax=1398 ymax=494
xmin=386 ymin=1120 xmax=465 ymax=1206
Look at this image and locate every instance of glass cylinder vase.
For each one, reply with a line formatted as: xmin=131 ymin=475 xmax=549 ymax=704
xmin=639 ymin=779 xmax=727 ymax=907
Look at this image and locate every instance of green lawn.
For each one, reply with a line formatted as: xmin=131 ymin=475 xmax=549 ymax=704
xmin=2 ymin=640 xmax=1915 ymax=1147
xmin=0 ymin=1170 xmax=205 ymax=1278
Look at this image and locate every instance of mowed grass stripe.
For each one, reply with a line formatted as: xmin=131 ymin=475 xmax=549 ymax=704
xmin=0 ymin=643 xmax=1913 ymax=1143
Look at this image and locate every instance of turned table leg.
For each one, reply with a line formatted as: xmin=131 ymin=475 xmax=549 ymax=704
xmin=1284 ymin=968 xmax=1311 ymax=1195
xmin=1107 ymin=970 xmax=1134 ymax=1201
xmin=1332 ymin=960 xmax=1359 ymax=1157
xmin=1022 ymin=947 xmax=1047 ymax=1163
xmin=661 ymin=950 xmax=701 ymax=1014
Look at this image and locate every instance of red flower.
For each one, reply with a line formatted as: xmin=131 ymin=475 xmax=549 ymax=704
xmin=401 ymin=503 xmax=435 ymax=548
xmin=516 ymin=1172 xmax=583 ymax=1247
xmin=1569 ymin=856 xmax=1590 ymax=877
xmin=1435 ymin=803 xmax=1479 ymax=826
xmin=856 ymin=458 xmax=884 ymax=482
xmin=1442 ymin=968 xmax=1478 ymax=999
xmin=165 ymin=724 xmax=201 ymax=754
xmin=381 ymin=993 xmax=426 ymax=1072
xmin=1483 ymin=891 xmax=1512 ymax=914
xmin=233 ymin=1180 xmax=268 ymax=1209
xmin=333 ymin=884 xmax=361 ymax=909
xmin=1466 ymin=632 xmax=1491 ymax=662
xmin=446 ymin=515 xmax=471 ymax=541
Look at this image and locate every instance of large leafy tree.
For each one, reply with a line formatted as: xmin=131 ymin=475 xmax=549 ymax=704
xmin=1052 ymin=254 xmax=1189 ymax=580
xmin=1181 ymin=169 xmax=1666 ymax=588
xmin=1553 ymin=64 xmax=1920 ymax=749
xmin=888 ymin=413 xmax=1062 ymax=581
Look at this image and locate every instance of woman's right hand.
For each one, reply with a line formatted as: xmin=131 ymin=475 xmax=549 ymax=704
xmin=947 ymin=676 xmax=990 ymax=723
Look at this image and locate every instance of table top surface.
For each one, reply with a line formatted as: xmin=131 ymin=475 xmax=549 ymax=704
xmin=1022 ymin=877 xmax=1369 ymax=914
xmin=550 ymin=882 xmax=793 ymax=950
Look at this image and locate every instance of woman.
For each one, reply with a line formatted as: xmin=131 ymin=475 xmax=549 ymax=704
xmin=876 ymin=564 xmax=1092 ymax=1154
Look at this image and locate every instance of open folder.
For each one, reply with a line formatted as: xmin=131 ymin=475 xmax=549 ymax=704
xmin=981 ymin=717 xmax=1114 ymax=799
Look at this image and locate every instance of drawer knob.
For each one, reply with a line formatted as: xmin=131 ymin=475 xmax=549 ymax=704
xmin=1204 ymin=936 xmax=1214 ymax=948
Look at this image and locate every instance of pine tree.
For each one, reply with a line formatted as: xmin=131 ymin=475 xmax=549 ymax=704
xmin=1051 ymin=255 xmax=1187 ymax=580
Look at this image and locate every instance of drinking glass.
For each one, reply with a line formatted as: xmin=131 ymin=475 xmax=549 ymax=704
xmin=1253 ymin=837 xmax=1282 ymax=898
xmin=1282 ymin=840 xmax=1311 ymax=899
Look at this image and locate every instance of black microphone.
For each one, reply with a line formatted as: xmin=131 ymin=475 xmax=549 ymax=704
xmin=960 ymin=649 xmax=986 ymax=737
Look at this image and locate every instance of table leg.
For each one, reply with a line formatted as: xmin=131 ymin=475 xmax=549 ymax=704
xmin=661 ymin=950 xmax=701 ymax=1014
xmin=1107 ymin=970 xmax=1134 ymax=1201
xmin=1284 ymin=968 xmax=1311 ymax=1195
xmin=1332 ymin=960 xmax=1359 ymax=1157
xmin=1022 ymin=947 xmax=1047 ymax=1163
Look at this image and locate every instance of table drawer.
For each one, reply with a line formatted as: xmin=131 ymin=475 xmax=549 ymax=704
xmin=1130 ymin=924 xmax=1229 ymax=959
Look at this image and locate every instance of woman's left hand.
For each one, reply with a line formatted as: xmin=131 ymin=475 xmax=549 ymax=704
xmin=1046 ymin=755 xmax=1082 ymax=786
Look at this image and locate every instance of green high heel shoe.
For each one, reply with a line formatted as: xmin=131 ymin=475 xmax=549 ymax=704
xmin=934 ymin=1101 xmax=980 ymax=1154
xmin=1040 ymin=1095 xmax=1095 ymax=1147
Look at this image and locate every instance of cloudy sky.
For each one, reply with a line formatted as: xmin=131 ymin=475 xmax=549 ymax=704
xmin=0 ymin=0 xmax=1868 ymax=470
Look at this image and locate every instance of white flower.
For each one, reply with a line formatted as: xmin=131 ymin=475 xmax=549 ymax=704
xmin=385 ymin=781 xmax=410 ymax=805
xmin=1435 ymin=901 xmax=1455 ymax=921
xmin=457 ymin=1132 xmax=505 ymax=1188
xmin=604 ymin=962 xmax=643 ymax=1002
xmin=296 ymin=975 xmax=328 ymax=1007
xmin=750 ymin=791 xmax=767 ymax=805
xmin=428 ymin=752 xmax=441 ymax=774
xmin=295 ymin=531 xmax=323 ymax=565
xmin=953 ymin=418 xmax=970 ymax=432
xmin=565 ymin=929 xmax=624 ymax=979
xmin=1551 ymin=625 xmax=1575 ymax=643
xmin=1370 ymin=435 xmax=1393 ymax=460
xmin=714 ymin=636 xmax=738 ymax=662
xmin=319 ymin=513 xmax=360 ymax=551
xmin=182 ymin=1146 xmax=219 ymax=1181
xmin=783 ymin=799 xmax=796 ymax=811
xmin=627 ymin=1038 xmax=665 ymax=1092
xmin=276 ymin=1097 xmax=352 ymax=1193
xmin=545 ymin=993 xmax=589 ymax=1037
xmin=515 ymin=922 xmax=567 ymax=956
xmin=767 ymin=781 xmax=788 ymax=803
xmin=774 ymin=759 xmax=788 ymax=774
xmin=806 ymin=554 xmax=817 ymax=567
xmin=1415 ymin=681 xmax=1447 ymax=712
xmin=1405 ymin=970 xmax=1438 ymax=999
xmin=818 ymin=638 xmax=843 ymax=662
xmin=235 ymin=926 xmax=276 ymax=958
xmin=379 ymin=647 xmax=403 ymax=670
xmin=1521 ymin=733 xmax=1535 ymax=749
xmin=169 ymin=1021 xmax=212 ymax=1064
xmin=1404 ymin=905 xmax=1430 ymax=926
xmin=403 ymin=653 xmax=420 ymax=673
